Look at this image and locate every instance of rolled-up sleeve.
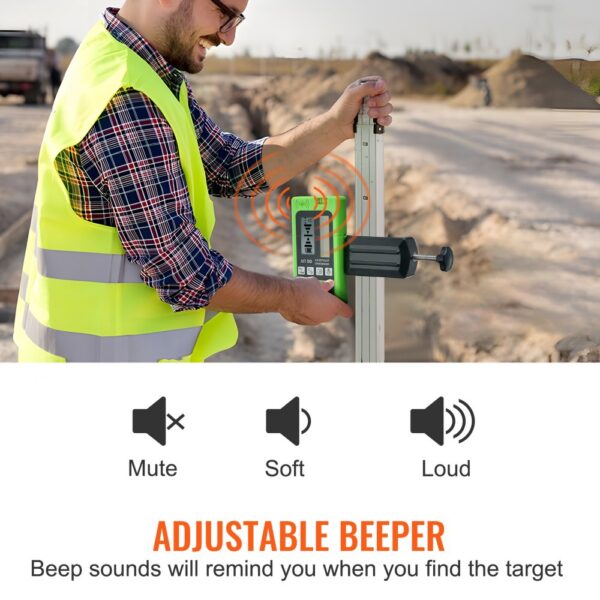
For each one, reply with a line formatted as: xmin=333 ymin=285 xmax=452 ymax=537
xmin=187 ymin=83 xmax=269 ymax=198
xmin=81 ymin=89 xmax=232 ymax=311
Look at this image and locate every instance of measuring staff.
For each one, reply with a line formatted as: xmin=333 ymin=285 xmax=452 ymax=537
xmin=292 ymin=99 xmax=454 ymax=363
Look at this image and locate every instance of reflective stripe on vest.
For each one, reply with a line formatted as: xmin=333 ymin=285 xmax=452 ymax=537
xmin=17 ymin=271 xmax=202 ymax=362
xmin=21 ymin=301 xmax=202 ymax=362
xmin=31 ymin=203 xmax=143 ymax=285
xmin=37 ymin=247 xmax=143 ymax=284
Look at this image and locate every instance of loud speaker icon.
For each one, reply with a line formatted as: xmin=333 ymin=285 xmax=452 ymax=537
xmin=266 ymin=397 xmax=312 ymax=446
xmin=132 ymin=397 xmax=185 ymax=446
xmin=410 ymin=397 xmax=475 ymax=446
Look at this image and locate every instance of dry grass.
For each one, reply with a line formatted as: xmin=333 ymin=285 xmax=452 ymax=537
xmin=202 ymin=56 xmax=358 ymax=77
xmin=551 ymin=59 xmax=600 ymax=96
xmin=204 ymin=55 xmax=600 ymax=97
xmin=57 ymin=52 xmax=600 ymax=98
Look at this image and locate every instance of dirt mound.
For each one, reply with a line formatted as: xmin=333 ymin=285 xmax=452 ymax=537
xmin=330 ymin=52 xmax=473 ymax=97
xmin=248 ymin=52 xmax=476 ymax=134
xmin=340 ymin=52 xmax=426 ymax=96
xmin=405 ymin=52 xmax=477 ymax=95
xmin=451 ymin=52 xmax=600 ymax=109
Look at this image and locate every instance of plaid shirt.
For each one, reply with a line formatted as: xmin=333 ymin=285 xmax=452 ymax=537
xmin=55 ymin=7 xmax=268 ymax=310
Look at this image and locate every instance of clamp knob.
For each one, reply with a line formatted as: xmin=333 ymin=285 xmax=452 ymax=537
xmin=413 ymin=246 xmax=454 ymax=272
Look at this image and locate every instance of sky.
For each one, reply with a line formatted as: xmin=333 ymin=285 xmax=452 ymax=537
xmin=5 ymin=0 xmax=600 ymax=59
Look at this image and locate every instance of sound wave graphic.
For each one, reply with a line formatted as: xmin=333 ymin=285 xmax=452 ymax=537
xmin=232 ymin=152 xmax=371 ymax=256
xmin=445 ymin=400 xmax=476 ymax=444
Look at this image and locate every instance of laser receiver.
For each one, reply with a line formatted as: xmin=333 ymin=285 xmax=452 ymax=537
xmin=291 ymin=196 xmax=347 ymax=302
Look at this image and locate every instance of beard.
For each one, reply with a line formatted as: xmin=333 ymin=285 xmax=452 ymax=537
xmin=162 ymin=0 xmax=221 ymax=74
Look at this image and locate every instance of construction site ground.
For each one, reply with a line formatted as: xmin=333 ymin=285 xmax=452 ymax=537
xmin=1 ymin=83 xmax=599 ymax=362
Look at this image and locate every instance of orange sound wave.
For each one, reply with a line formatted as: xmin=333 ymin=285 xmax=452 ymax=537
xmin=231 ymin=150 xmax=372 ymax=256
xmin=277 ymin=187 xmax=291 ymax=221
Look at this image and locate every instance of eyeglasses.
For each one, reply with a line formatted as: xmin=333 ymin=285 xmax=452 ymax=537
xmin=209 ymin=0 xmax=246 ymax=33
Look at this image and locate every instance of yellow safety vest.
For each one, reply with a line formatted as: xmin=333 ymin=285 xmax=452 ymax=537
xmin=14 ymin=21 xmax=238 ymax=362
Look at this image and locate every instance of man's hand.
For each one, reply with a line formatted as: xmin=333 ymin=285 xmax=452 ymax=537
xmin=208 ymin=266 xmax=352 ymax=326
xmin=279 ymin=277 xmax=353 ymax=326
xmin=328 ymin=76 xmax=394 ymax=140
xmin=262 ymin=76 xmax=392 ymax=188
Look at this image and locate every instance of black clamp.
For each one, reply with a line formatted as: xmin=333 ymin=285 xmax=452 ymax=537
xmin=345 ymin=236 xmax=454 ymax=279
xmin=353 ymin=116 xmax=386 ymax=135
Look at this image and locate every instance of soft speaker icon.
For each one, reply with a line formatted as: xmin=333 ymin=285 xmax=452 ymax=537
xmin=410 ymin=397 xmax=475 ymax=446
xmin=132 ymin=397 xmax=185 ymax=446
xmin=266 ymin=397 xmax=311 ymax=446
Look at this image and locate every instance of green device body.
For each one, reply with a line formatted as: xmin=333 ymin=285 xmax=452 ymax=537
xmin=291 ymin=196 xmax=348 ymax=302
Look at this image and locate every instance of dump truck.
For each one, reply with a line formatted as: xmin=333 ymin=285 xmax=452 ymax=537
xmin=0 ymin=30 xmax=49 ymax=105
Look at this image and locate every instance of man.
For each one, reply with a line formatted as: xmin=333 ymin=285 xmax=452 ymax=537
xmin=14 ymin=0 xmax=393 ymax=362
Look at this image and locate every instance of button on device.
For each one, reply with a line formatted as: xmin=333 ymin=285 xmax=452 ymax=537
xmin=316 ymin=267 xmax=324 ymax=276
xmin=297 ymin=266 xmax=306 ymax=275
xmin=307 ymin=267 xmax=315 ymax=276
xmin=325 ymin=267 xmax=333 ymax=277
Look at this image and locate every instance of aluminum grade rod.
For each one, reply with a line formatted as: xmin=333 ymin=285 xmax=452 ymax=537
xmin=354 ymin=99 xmax=385 ymax=363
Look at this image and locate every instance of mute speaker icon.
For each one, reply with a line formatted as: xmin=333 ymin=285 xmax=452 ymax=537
xmin=132 ymin=397 xmax=185 ymax=446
